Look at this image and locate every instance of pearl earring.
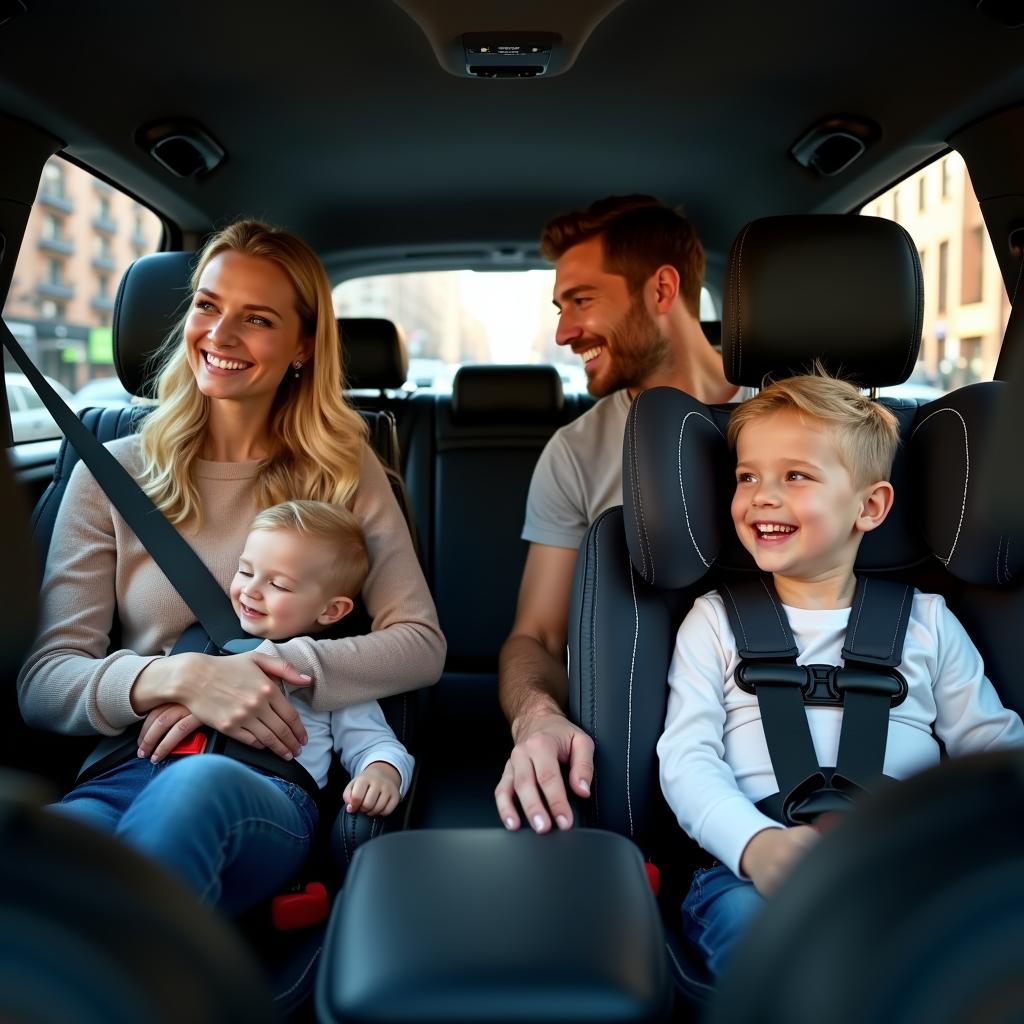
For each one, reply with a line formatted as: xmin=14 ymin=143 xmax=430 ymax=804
xmin=292 ymin=360 xmax=302 ymax=379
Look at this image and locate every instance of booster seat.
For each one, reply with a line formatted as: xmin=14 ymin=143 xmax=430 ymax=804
xmin=567 ymin=213 xmax=1024 ymax=1001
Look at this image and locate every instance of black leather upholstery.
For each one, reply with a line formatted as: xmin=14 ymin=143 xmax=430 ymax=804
xmin=112 ymin=251 xmax=196 ymax=397
xmin=721 ymin=215 xmax=923 ymax=388
xmin=317 ymin=829 xmax=672 ymax=1024
xmin=451 ymin=364 xmax=564 ymax=422
xmin=339 ymin=317 xmax=408 ymax=390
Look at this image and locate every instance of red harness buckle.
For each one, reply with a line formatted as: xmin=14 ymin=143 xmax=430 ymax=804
xmin=169 ymin=731 xmax=208 ymax=756
xmin=272 ymin=882 xmax=330 ymax=931
xmin=644 ymin=861 xmax=661 ymax=897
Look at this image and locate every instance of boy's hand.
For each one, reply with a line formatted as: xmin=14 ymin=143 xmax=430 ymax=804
xmin=739 ymin=825 xmax=819 ymax=896
xmin=343 ymin=761 xmax=402 ymax=817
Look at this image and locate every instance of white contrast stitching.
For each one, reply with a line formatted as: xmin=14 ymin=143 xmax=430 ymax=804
xmin=273 ymin=946 xmax=321 ymax=1003
xmin=733 ymin=224 xmax=752 ymax=382
xmin=849 ymin=577 xmax=867 ymax=651
xmin=722 ymin=586 xmax=750 ymax=652
xmin=677 ymin=411 xmax=724 ymax=568
xmin=758 ymin=575 xmax=790 ymax=645
xmin=626 ymin=557 xmax=639 ymax=839
xmin=630 ymin=393 xmax=652 ymax=581
xmin=888 ymin=585 xmax=910 ymax=659
xmin=911 ymin=408 xmax=968 ymax=565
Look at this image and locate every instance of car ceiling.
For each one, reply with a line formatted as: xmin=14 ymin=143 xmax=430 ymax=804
xmin=1 ymin=0 xmax=1024 ymax=286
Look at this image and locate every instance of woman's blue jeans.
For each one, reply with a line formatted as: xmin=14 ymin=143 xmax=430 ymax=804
xmin=53 ymin=753 xmax=319 ymax=915
xmin=682 ymin=864 xmax=766 ymax=978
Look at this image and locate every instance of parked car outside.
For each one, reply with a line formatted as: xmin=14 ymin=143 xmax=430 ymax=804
xmin=4 ymin=372 xmax=74 ymax=443
xmin=72 ymin=376 xmax=134 ymax=410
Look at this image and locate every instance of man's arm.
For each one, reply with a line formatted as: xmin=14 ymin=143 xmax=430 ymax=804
xmin=495 ymin=543 xmax=595 ymax=833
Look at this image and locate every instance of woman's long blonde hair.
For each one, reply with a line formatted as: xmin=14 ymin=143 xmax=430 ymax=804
xmin=138 ymin=220 xmax=368 ymax=527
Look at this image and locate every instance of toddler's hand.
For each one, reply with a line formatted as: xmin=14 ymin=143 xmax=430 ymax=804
xmin=343 ymin=761 xmax=401 ymax=817
xmin=739 ymin=825 xmax=819 ymax=896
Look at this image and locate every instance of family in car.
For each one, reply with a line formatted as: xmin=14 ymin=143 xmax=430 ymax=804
xmin=18 ymin=220 xmax=443 ymax=913
xmin=15 ymin=198 xmax=1024 ymax=979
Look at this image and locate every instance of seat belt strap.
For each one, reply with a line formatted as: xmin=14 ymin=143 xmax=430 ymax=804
xmin=2 ymin=317 xmax=243 ymax=650
xmin=720 ymin=578 xmax=824 ymax=822
xmin=833 ymin=578 xmax=913 ymax=792
xmin=720 ymin=575 xmax=912 ymax=824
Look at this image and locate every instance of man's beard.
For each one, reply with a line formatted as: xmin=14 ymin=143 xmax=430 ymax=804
xmin=587 ymin=294 xmax=670 ymax=398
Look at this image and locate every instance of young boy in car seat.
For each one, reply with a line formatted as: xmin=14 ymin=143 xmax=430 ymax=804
xmin=227 ymin=500 xmax=412 ymax=816
xmin=657 ymin=373 xmax=1024 ymax=979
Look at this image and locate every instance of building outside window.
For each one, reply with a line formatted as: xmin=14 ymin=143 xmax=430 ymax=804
xmin=938 ymin=240 xmax=949 ymax=314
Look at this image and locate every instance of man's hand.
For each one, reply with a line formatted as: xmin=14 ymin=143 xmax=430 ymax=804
xmin=739 ymin=826 xmax=819 ymax=896
xmin=497 ymin=543 xmax=584 ymax=833
xmin=344 ymin=761 xmax=401 ymax=816
xmin=494 ymin=708 xmax=594 ymax=833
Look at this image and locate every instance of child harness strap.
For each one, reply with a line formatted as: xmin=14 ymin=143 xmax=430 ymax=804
xmin=719 ymin=575 xmax=912 ymax=826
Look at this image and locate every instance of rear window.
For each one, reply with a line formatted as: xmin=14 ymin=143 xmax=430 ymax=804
xmin=2 ymin=156 xmax=163 ymax=442
xmin=333 ymin=270 xmax=716 ymax=392
xmin=860 ymin=153 xmax=1008 ymax=400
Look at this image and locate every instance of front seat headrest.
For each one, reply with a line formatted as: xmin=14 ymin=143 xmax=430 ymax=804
xmin=722 ymin=215 xmax=923 ymax=389
xmin=113 ymin=251 xmax=197 ymax=398
xmin=451 ymin=365 xmax=564 ymax=422
xmin=339 ymin=318 xmax=409 ymax=390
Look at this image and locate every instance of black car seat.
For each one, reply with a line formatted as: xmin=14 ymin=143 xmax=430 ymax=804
xmin=567 ymin=214 xmax=1024 ymax=1004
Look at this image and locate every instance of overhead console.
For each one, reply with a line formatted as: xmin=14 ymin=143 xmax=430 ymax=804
xmin=391 ymin=0 xmax=626 ymax=78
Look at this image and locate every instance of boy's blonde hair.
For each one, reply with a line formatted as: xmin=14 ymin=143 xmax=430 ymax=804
xmin=727 ymin=373 xmax=900 ymax=486
xmin=249 ymin=500 xmax=369 ymax=597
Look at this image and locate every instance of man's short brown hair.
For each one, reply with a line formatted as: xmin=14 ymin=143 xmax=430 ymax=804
xmin=540 ymin=194 xmax=706 ymax=317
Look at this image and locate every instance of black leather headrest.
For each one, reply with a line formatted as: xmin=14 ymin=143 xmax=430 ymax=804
xmin=113 ymin=251 xmax=197 ymax=398
xmin=911 ymin=382 xmax=1023 ymax=587
xmin=339 ymin=318 xmax=408 ymax=390
xmin=451 ymin=365 xmax=564 ymax=422
xmin=722 ymin=216 xmax=923 ymax=389
xmin=623 ymin=385 xmax=1022 ymax=592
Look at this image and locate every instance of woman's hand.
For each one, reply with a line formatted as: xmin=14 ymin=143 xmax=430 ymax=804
xmin=138 ymin=703 xmax=202 ymax=762
xmin=132 ymin=650 xmax=312 ymax=761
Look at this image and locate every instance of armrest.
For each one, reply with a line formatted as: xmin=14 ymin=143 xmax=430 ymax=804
xmin=317 ymin=827 xmax=671 ymax=1023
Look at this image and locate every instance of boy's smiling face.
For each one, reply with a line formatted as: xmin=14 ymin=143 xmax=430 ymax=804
xmin=230 ymin=528 xmax=351 ymax=641
xmin=731 ymin=409 xmax=877 ymax=587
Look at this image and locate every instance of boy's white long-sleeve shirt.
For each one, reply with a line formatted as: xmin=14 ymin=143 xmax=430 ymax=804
xmin=657 ymin=590 xmax=1024 ymax=876
xmin=293 ymin=698 xmax=414 ymax=795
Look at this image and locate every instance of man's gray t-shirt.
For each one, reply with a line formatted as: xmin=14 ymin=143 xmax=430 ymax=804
xmin=522 ymin=390 xmax=631 ymax=549
xmin=522 ymin=386 xmax=751 ymax=550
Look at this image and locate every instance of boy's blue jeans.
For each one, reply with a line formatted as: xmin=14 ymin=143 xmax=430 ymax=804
xmin=682 ymin=864 xmax=766 ymax=978
xmin=53 ymin=753 xmax=319 ymax=915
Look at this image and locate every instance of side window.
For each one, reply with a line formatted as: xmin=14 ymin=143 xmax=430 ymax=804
xmin=2 ymin=157 xmax=163 ymax=443
xmin=860 ymin=153 xmax=1009 ymax=399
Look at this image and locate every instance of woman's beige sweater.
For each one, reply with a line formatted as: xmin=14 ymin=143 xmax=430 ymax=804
xmin=18 ymin=435 xmax=446 ymax=736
